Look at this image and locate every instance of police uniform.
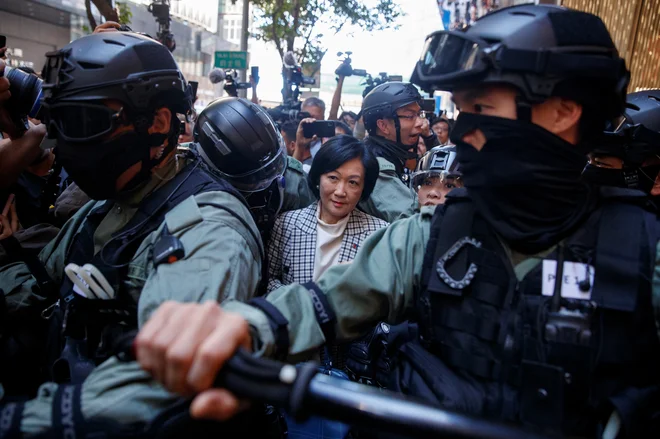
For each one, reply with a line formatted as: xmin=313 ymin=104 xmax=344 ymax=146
xmin=282 ymin=156 xmax=315 ymax=212
xmin=0 ymin=156 xmax=265 ymax=435
xmin=358 ymin=157 xmax=416 ymax=223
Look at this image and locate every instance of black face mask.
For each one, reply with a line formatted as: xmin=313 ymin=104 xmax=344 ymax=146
xmin=365 ymin=135 xmax=417 ymax=177
xmin=56 ymin=131 xmax=168 ymax=200
xmin=450 ymin=113 xmax=594 ymax=254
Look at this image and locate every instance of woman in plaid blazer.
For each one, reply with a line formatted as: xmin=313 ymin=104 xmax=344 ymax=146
xmin=267 ymin=135 xmax=388 ymax=294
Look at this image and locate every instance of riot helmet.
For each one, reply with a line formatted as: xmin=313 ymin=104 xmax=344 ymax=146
xmin=411 ymin=146 xmax=463 ymax=206
xmin=360 ymin=82 xmax=423 ymax=140
xmin=41 ymin=32 xmax=194 ymax=200
xmin=584 ymin=90 xmax=660 ymax=194
xmin=411 ymin=4 xmax=629 ymax=123
xmin=193 ymin=97 xmax=287 ymax=228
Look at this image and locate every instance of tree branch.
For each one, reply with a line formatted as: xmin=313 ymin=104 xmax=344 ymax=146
xmin=85 ymin=0 xmax=98 ymax=29
xmin=91 ymin=0 xmax=119 ymax=22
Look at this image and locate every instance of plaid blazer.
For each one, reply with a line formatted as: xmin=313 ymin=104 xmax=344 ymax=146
xmin=267 ymin=202 xmax=388 ymax=293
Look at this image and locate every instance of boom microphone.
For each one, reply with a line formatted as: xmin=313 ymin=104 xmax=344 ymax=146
xmin=283 ymin=51 xmax=297 ymax=68
xmin=209 ymin=68 xmax=226 ymax=84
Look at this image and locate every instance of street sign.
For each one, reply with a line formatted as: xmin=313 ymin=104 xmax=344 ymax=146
xmin=214 ymin=51 xmax=248 ymax=69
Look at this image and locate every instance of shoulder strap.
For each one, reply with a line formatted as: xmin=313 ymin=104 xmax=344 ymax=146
xmin=592 ymin=197 xmax=655 ymax=312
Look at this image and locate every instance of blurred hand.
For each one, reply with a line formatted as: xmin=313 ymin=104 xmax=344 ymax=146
xmin=420 ymin=117 xmax=431 ymax=138
xmin=294 ymin=118 xmax=316 ymax=162
xmin=0 ymin=60 xmax=11 ymax=104
xmin=94 ymin=21 xmax=121 ymax=34
xmin=135 ymin=301 xmax=252 ymax=421
xmin=0 ymin=196 xmax=19 ymax=240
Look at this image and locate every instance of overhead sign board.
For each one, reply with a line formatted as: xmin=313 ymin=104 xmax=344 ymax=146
xmin=214 ymin=51 xmax=248 ymax=69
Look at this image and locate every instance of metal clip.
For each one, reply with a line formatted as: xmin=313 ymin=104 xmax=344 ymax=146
xmin=41 ymin=299 xmax=60 ymax=320
xmin=435 ymin=236 xmax=482 ymax=290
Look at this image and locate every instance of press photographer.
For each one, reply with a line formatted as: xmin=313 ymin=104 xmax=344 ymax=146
xmin=0 ymin=60 xmax=49 ymax=189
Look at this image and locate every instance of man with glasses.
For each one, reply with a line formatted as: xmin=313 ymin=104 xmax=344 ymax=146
xmin=431 ymin=117 xmax=452 ymax=146
xmin=354 ymin=82 xmax=425 ymax=222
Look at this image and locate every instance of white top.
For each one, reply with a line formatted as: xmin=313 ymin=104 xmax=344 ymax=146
xmin=313 ymin=203 xmax=350 ymax=282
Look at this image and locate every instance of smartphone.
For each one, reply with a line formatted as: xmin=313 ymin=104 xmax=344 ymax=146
xmin=422 ymin=99 xmax=436 ymax=114
xmin=251 ymin=66 xmax=259 ymax=85
xmin=303 ymin=121 xmax=336 ymax=138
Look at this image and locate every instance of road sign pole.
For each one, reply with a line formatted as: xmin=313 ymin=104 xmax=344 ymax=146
xmin=239 ymin=0 xmax=250 ymax=98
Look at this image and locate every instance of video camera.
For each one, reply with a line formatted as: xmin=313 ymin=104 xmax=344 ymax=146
xmin=282 ymin=52 xmax=315 ymax=104
xmin=266 ymin=101 xmax=310 ymax=124
xmin=148 ymin=0 xmax=176 ymax=52
xmin=222 ymin=70 xmax=251 ymax=98
xmin=361 ymin=72 xmax=403 ymax=98
xmin=334 ymin=51 xmax=367 ymax=78
xmin=0 ymin=64 xmax=43 ymax=138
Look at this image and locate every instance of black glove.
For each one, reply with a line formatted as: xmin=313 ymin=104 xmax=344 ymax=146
xmin=346 ymin=322 xmax=394 ymax=386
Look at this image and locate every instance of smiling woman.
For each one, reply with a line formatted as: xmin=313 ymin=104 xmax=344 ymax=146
xmin=266 ymin=135 xmax=386 ymax=293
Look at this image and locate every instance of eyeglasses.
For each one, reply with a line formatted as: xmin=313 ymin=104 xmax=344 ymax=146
xmin=396 ymin=110 xmax=426 ymax=121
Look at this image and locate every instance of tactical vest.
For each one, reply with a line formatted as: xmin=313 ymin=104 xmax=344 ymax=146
xmin=416 ymin=187 xmax=660 ymax=437
xmin=46 ymin=159 xmax=248 ymax=385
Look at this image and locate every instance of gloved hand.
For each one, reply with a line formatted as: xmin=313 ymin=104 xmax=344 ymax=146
xmin=346 ymin=322 xmax=393 ymax=387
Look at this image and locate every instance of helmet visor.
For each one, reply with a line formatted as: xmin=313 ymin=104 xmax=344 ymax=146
xmin=414 ymin=31 xmax=489 ymax=89
xmin=221 ymin=141 xmax=287 ymax=193
xmin=410 ymin=171 xmax=463 ymax=193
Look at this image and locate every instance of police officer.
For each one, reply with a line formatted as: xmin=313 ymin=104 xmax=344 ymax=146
xmin=0 ymin=33 xmax=289 ymax=437
xmin=411 ymin=146 xmax=462 ymax=207
xmin=135 ymin=5 xmax=660 ymax=438
xmin=356 ymin=82 xmax=428 ymax=222
xmin=582 ymin=89 xmax=660 ymax=207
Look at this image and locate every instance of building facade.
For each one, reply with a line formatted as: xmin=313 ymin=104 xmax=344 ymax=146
xmin=0 ymin=0 xmax=237 ymax=110
xmin=561 ymin=0 xmax=660 ymax=91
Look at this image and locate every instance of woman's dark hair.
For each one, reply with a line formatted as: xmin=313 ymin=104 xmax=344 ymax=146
xmin=307 ymin=135 xmax=378 ymax=201
xmin=334 ymin=121 xmax=353 ymax=136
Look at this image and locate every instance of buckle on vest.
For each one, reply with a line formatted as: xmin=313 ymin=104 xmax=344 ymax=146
xmin=436 ymin=237 xmax=482 ymax=290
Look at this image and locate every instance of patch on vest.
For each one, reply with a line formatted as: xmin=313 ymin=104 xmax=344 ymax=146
xmin=542 ymin=260 xmax=594 ymax=300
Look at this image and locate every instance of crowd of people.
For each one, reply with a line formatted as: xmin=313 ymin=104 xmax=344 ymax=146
xmin=1 ymin=3 xmax=660 ymax=439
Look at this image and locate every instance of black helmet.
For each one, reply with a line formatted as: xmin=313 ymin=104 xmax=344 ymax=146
xmin=411 ymin=5 xmax=629 ymax=120
xmin=583 ymin=90 xmax=660 ymax=193
xmin=194 ymin=97 xmax=287 ymax=229
xmin=41 ymin=32 xmax=193 ymax=142
xmin=360 ymin=82 xmax=423 ymax=138
xmin=410 ymin=146 xmax=461 ymax=194
xmin=621 ymin=90 xmax=660 ymax=132
xmin=591 ymin=90 xmax=660 ymax=163
xmin=194 ymin=97 xmax=286 ymax=192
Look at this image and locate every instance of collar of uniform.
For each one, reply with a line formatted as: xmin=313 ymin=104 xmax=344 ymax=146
xmin=113 ymin=154 xmax=182 ymax=208
xmin=376 ymin=156 xmax=397 ymax=172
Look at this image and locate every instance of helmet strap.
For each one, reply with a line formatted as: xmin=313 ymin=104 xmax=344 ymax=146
xmin=515 ymin=96 xmax=533 ymax=122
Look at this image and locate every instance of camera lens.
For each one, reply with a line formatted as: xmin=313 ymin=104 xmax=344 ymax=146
xmin=5 ymin=66 xmax=44 ymax=120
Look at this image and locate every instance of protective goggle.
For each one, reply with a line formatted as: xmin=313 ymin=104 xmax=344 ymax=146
xmin=43 ymin=102 xmax=128 ymax=142
xmin=412 ymin=30 xmax=624 ymax=92
xmin=594 ymin=123 xmax=660 ymax=165
xmin=410 ymin=171 xmax=462 ymax=193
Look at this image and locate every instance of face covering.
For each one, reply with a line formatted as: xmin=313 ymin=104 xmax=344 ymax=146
xmin=56 ymin=131 xmax=168 ymax=200
xmin=450 ymin=112 xmax=594 ymax=254
xmin=365 ymin=135 xmax=417 ymax=177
